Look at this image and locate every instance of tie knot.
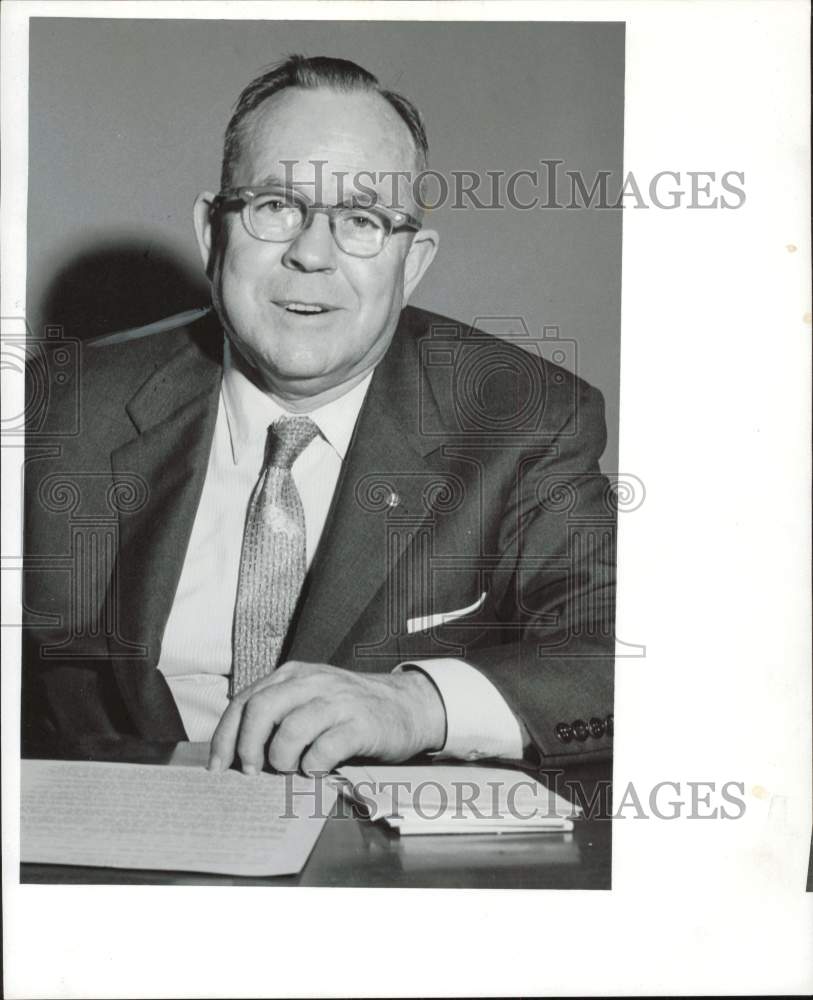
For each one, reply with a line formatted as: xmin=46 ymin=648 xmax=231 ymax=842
xmin=265 ymin=416 xmax=319 ymax=469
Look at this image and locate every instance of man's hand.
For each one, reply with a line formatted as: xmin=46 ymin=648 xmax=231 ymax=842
xmin=207 ymin=661 xmax=447 ymax=775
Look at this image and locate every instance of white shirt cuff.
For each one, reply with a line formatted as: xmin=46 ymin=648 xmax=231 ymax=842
xmin=394 ymin=658 xmax=524 ymax=761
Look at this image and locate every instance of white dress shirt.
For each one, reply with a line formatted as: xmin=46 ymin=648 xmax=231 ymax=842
xmin=157 ymin=339 xmax=523 ymax=759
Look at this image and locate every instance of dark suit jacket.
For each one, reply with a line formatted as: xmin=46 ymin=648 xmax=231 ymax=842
xmin=22 ymin=305 xmax=615 ymax=764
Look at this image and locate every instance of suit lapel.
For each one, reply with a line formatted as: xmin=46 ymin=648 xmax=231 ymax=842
xmin=108 ymin=329 xmax=222 ymax=737
xmin=288 ymin=313 xmax=446 ymax=664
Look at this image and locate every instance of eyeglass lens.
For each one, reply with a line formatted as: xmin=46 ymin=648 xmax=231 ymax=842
xmin=247 ymin=192 xmax=389 ymax=257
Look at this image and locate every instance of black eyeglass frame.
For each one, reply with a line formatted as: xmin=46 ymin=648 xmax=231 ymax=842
xmin=211 ymin=185 xmax=422 ymax=257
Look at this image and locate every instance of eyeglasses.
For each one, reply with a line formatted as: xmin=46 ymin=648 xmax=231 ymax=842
xmin=212 ymin=186 xmax=422 ymax=258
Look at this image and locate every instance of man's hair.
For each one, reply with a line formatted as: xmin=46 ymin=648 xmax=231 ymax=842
xmin=220 ymin=54 xmax=429 ymax=189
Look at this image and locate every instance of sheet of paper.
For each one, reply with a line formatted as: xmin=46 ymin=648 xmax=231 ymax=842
xmin=337 ymin=764 xmax=580 ymax=829
xmin=390 ymin=818 xmax=574 ymax=835
xmin=21 ymin=760 xmax=336 ymax=877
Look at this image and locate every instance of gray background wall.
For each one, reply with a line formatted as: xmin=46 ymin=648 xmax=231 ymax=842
xmin=27 ymin=18 xmax=624 ymax=470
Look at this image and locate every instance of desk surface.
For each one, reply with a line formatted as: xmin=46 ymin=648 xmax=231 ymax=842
xmin=21 ymin=740 xmax=612 ymax=889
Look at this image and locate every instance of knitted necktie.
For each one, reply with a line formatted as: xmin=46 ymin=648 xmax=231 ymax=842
xmin=230 ymin=415 xmax=319 ymax=696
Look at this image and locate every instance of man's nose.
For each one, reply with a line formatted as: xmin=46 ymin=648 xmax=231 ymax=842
xmin=281 ymin=213 xmax=337 ymax=272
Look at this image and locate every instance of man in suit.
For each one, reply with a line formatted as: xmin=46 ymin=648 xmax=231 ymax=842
xmin=23 ymin=55 xmax=615 ymax=775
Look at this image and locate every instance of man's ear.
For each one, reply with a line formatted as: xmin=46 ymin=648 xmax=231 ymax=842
xmin=193 ymin=192 xmax=217 ymax=277
xmin=402 ymin=228 xmax=439 ymax=303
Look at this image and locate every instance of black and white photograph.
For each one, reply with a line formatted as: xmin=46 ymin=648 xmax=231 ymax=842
xmin=20 ymin=17 xmax=623 ymax=883
xmin=2 ymin=2 xmax=810 ymax=997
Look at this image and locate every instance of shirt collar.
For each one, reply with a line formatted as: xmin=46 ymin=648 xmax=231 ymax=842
xmin=221 ymin=337 xmax=373 ymax=465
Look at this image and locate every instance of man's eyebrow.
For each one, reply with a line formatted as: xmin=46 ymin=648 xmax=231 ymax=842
xmin=251 ymin=172 xmax=290 ymax=189
xmin=340 ymin=191 xmax=381 ymax=208
xmin=251 ymin=175 xmax=382 ymax=208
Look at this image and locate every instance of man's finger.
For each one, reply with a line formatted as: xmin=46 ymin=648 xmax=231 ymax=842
xmin=234 ymin=683 xmax=316 ymax=774
xmin=266 ymin=698 xmax=336 ymax=773
xmin=299 ymin=722 xmax=360 ymax=776
xmin=209 ymin=672 xmax=318 ymax=772
xmin=208 ymin=680 xmax=294 ymax=772
xmin=209 ymin=665 xmax=348 ymax=772
xmin=208 ymin=695 xmax=247 ymax=772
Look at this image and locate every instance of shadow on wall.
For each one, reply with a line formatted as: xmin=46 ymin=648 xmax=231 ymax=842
xmin=39 ymin=237 xmax=210 ymax=342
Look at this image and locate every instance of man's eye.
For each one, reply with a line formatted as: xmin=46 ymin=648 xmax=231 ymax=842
xmin=256 ymin=197 xmax=290 ymax=214
xmin=347 ymin=213 xmax=377 ymax=229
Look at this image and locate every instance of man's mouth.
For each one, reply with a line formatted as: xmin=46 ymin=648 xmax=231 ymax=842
xmin=274 ymin=300 xmax=335 ymax=316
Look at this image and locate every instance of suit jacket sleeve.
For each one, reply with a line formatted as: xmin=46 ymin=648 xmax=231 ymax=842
xmin=459 ymin=378 xmax=615 ymax=763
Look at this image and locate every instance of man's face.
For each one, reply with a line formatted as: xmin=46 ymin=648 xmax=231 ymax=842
xmin=194 ymin=87 xmax=438 ymax=401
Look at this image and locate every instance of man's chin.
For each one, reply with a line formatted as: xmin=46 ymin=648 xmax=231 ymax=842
xmin=230 ymin=332 xmax=338 ymax=388
xmin=250 ymin=352 xmax=351 ymax=396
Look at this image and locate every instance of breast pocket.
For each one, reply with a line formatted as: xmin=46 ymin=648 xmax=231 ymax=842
xmin=405 ymin=591 xmax=487 ymax=634
xmin=397 ymin=589 xmax=496 ymax=661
